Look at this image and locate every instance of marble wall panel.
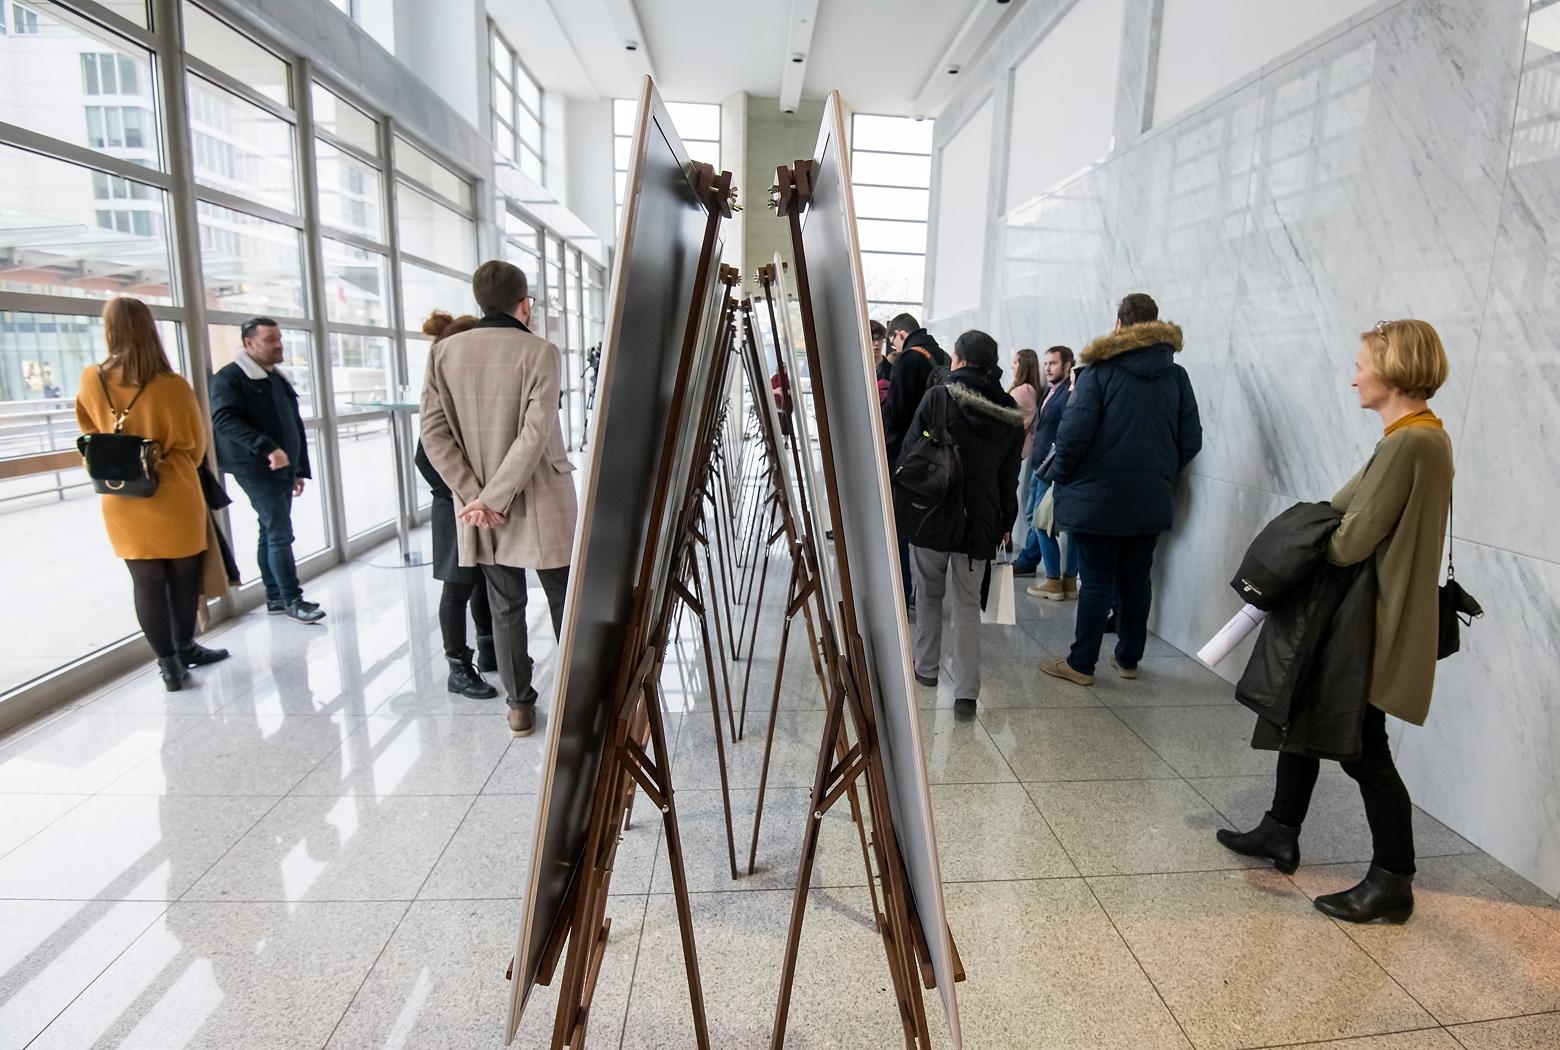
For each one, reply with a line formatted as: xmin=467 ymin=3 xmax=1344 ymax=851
xmin=1395 ymin=541 xmax=1560 ymax=897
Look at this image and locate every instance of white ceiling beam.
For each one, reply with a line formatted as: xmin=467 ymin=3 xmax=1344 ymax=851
xmin=911 ymin=0 xmax=1028 ymax=119
xmin=779 ymin=0 xmax=820 ymax=114
xmin=600 ymin=0 xmax=657 ymax=86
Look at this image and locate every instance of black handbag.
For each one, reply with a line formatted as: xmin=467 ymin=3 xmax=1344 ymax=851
xmin=1437 ymin=490 xmax=1482 ymax=659
xmin=77 ymin=369 xmax=159 ymax=498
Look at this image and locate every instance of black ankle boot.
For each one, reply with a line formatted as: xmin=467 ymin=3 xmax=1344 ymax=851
xmin=1216 ymin=813 xmax=1301 ymax=874
xmin=475 ymin=634 xmax=497 ymax=673
xmin=179 ymin=641 xmax=230 ymax=667
xmin=1314 ymin=863 xmax=1414 ymax=923
xmin=158 ymin=655 xmax=191 ymax=692
xmin=447 ymin=652 xmax=498 ymax=699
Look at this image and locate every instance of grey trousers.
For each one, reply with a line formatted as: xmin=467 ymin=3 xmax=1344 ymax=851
xmin=910 ymin=546 xmax=985 ymax=701
xmin=481 ymin=563 xmax=569 ymax=709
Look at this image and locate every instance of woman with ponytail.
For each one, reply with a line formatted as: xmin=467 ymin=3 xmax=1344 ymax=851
xmin=413 ymin=310 xmax=498 ymax=699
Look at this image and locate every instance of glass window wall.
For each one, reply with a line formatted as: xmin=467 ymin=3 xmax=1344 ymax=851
xmin=850 ymin=112 xmax=934 ymax=320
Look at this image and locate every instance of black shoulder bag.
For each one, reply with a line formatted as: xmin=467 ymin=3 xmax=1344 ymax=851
xmin=1437 ymin=489 xmax=1482 ymax=659
xmin=77 ymin=370 xmax=160 ymax=498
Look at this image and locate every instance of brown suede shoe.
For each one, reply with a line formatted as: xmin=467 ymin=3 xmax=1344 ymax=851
xmin=507 ymin=704 xmax=535 ymax=738
xmin=1063 ymin=575 xmax=1079 ymax=599
xmin=1110 ymin=654 xmax=1139 ymax=679
xmin=1039 ymin=657 xmax=1094 ymax=687
xmin=1027 ymin=577 xmax=1067 ymax=601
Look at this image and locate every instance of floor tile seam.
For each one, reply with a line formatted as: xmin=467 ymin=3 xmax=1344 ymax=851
xmin=1243 ymin=1022 xmax=1457 ymax=1049
xmin=0 ymin=793 xmax=98 ymax=866
xmin=18 ymin=899 xmax=174 ymax=1050
xmin=615 ymin=886 xmax=657 ymax=1050
xmin=317 ymin=897 xmax=417 ymax=1050
xmin=1445 ymin=1006 xmax=1560 ymax=1031
xmin=319 ymin=785 xmax=489 ymax=1046
xmin=273 ymin=707 xmax=497 ymax=800
xmin=1073 ymin=866 xmax=1203 ymax=1050
xmin=1097 ymin=700 xmax=1204 ymax=780
xmin=171 ymin=791 xmax=294 ymax=905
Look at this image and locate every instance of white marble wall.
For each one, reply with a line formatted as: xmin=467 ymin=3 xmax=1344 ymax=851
xmin=929 ymin=0 xmax=1560 ymax=897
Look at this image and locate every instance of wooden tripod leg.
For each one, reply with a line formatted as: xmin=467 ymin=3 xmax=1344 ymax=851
xmin=834 ymin=723 xmax=883 ymax=922
xmin=746 ymin=557 xmax=802 ymax=874
xmin=733 ymin=494 xmax=775 ymax=663
xmin=736 ymin=515 xmax=782 ymax=740
xmin=678 ymin=571 xmax=740 ymax=881
xmin=770 ymin=664 xmax=853 ymax=1049
xmin=707 ymin=485 xmax=740 ymax=646
xmin=643 ymin=677 xmax=713 ymax=1050
xmin=697 ymin=527 xmax=740 ymax=745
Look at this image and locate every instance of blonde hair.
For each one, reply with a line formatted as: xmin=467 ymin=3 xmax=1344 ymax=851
xmin=1359 ymin=319 xmax=1448 ymax=400
xmin=102 ymin=296 xmax=173 ymax=387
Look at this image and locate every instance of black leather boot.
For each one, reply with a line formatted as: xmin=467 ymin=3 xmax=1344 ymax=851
xmin=1314 ymin=863 xmax=1414 ymax=923
xmin=158 ymin=655 xmax=191 ymax=692
xmin=1216 ymin=813 xmax=1300 ymax=874
xmin=179 ymin=641 xmax=230 ymax=667
xmin=475 ymin=634 xmax=497 ymax=673
xmin=447 ymin=651 xmax=498 ymax=699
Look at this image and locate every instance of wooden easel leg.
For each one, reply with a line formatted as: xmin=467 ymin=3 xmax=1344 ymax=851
xmin=736 ymin=512 xmax=782 ymax=739
xmin=678 ymin=569 xmax=740 ymax=881
xmin=696 ymin=524 xmax=740 ymax=745
xmin=747 ymin=557 xmax=803 ymax=874
xmin=644 ymin=678 xmax=713 ymax=1050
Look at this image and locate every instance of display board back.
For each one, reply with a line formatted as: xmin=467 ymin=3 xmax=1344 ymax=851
xmin=507 ymin=78 xmax=712 ymax=1040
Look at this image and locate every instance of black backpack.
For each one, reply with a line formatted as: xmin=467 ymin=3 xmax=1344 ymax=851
xmin=892 ymin=386 xmax=965 ymax=552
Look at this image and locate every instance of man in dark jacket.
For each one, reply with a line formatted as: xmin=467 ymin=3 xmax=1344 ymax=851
xmin=884 ymin=312 xmax=949 ymax=610
xmin=1039 ymin=293 xmax=1201 ymax=685
xmin=210 ymin=317 xmax=325 ymax=623
xmin=901 ymin=331 xmax=1025 ymax=715
xmin=1012 ymin=345 xmax=1077 ymax=590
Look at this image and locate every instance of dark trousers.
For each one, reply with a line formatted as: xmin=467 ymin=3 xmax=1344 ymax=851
xmin=898 ymin=535 xmax=915 ymax=604
xmin=125 ymin=554 xmax=204 ymax=658
xmin=232 ymin=469 xmax=302 ymax=606
xmin=481 ymin=564 xmax=569 ymax=709
xmin=1068 ymin=531 xmax=1157 ymax=675
xmin=1269 ymin=706 xmax=1417 ymax=874
xmin=438 ymin=577 xmax=493 ymax=660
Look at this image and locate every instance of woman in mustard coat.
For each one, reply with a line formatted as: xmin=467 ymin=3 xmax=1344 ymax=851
xmin=76 ymin=297 xmax=229 ymax=690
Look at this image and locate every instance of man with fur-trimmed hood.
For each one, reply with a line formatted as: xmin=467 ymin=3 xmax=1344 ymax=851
xmin=1038 ymin=293 xmax=1202 ymax=688
xmin=901 ymin=330 xmax=1026 ymax=716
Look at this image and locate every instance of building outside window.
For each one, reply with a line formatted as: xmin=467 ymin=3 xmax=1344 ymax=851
xmin=849 ymin=113 xmax=934 ymax=323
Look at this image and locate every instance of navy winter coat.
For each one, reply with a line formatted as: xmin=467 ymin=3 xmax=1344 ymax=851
xmin=1049 ymin=320 xmax=1202 ymax=536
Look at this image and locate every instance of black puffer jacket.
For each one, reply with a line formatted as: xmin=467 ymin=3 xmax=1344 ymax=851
xmin=884 ymin=329 xmax=949 ymax=463
xmin=1050 ymin=320 xmax=1201 ymax=535
xmin=901 ymin=366 xmax=1025 ymax=560
xmin=1233 ymin=503 xmax=1377 ymax=761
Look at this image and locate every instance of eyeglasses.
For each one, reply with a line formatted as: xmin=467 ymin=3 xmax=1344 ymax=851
xmin=1374 ymin=319 xmax=1391 ymax=333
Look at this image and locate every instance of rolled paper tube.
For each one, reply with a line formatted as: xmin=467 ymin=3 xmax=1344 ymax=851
xmin=1197 ymin=604 xmax=1270 ymax=666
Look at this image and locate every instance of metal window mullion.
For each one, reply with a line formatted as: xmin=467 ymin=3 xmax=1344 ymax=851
xmin=205 ymin=309 xmax=310 ymax=327
xmin=191 ymin=184 xmax=304 ymax=227
xmin=322 ymin=321 xmax=396 ymax=339
xmin=0 ymin=290 xmax=187 ymax=321
xmin=54 ymin=0 xmax=157 ymax=47
xmin=394 ymin=172 xmax=477 ymax=221
xmin=397 ymin=253 xmax=471 ymax=283
xmin=294 ymin=56 xmax=348 ymax=560
xmin=380 ymin=115 xmax=418 ymax=529
xmin=184 ymin=58 xmax=295 ymax=122
xmin=0 ymin=120 xmax=175 ymax=188
xmin=313 ymin=125 xmax=381 ymax=169
xmin=318 ymin=225 xmax=391 ymax=256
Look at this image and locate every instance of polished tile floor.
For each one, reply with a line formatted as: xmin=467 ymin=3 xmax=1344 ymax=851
xmin=2 ymin=536 xmax=1558 ymax=1049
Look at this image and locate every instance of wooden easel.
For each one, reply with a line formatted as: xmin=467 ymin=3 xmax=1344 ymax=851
xmin=768 ymin=158 xmax=963 ymax=1049
xmin=532 ymin=164 xmax=737 ymax=1050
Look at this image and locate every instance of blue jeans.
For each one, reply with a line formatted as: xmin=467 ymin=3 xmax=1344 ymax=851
xmin=1014 ymin=473 xmax=1078 ymax=578
xmin=232 ymin=469 xmax=302 ymax=606
xmin=1068 ymin=532 xmax=1157 ymax=675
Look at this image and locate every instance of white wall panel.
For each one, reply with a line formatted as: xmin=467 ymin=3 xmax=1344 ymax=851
xmin=930 ymin=98 xmax=994 ymax=319
xmin=1004 ymin=0 xmax=1126 ymax=213
xmin=1153 ymin=0 xmax=1379 ymax=125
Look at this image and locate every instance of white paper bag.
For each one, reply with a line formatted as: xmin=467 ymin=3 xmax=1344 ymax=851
xmin=981 ymin=561 xmax=1016 ymax=625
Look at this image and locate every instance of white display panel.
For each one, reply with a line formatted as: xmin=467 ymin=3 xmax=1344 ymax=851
xmin=930 ymin=99 xmax=994 ymax=319
xmin=1153 ymin=0 xmax=1379 ymax=125
xmin=1004 ymin=0 xmax=1126 ymax=213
